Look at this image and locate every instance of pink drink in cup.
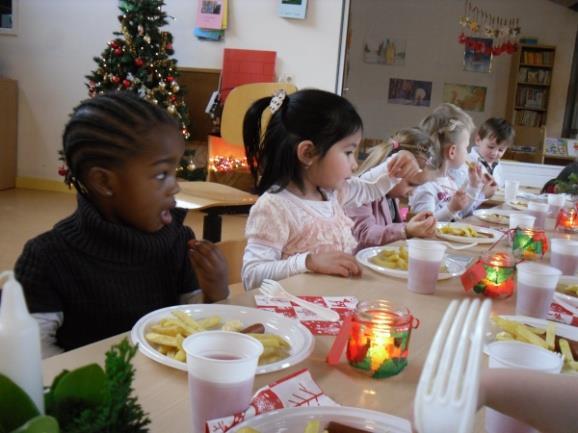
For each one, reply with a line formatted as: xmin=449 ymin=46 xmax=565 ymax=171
xmin=547 ymin=194 xmax=566 ymax=217
xmin=407 ymin=240 xmax=446 ymax=294
xmin=183 ymin=331 xmax=263 ymax=433
xmin=485 ymin=341 xmax=563 ymax=433
xmin=527 ymin=202 xmax=549 ymax=229
xmin=515 ymin=262 xmax=562 ymax=318
xmin=550 ymin=238 xmax=578 ymax=275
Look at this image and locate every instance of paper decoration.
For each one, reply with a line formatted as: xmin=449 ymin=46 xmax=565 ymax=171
xmin=194 ymin=0 xmax=227 ymax=41
xmin=220 ymin=49 xmax=277 ymax=101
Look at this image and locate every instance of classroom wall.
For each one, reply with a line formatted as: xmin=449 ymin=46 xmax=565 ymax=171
xmin=0 ymin=0 xmax=344 ymax=181
xmin=345 ymin=0 xmax=578 ymax=140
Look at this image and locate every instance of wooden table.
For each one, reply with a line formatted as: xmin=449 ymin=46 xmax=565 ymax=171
xmin=41 ymin=210 xmax=572 ymax=432
xmin=175 ymin=181 xmax=256 ymax=242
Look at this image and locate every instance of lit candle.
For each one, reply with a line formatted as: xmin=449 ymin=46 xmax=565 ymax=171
xmin=555 ymin=208 xmax=578 ymax=233
xmin=346 ymin=300 xmax=418 ymax=378
xmin=0 ymin=271 xmax=44 ymax=413
xmin=512 ymin=227 xmax=549 ymax=260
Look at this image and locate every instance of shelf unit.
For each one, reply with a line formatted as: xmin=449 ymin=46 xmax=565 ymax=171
xmin=505 ymin=44 xmax=556 ymax=164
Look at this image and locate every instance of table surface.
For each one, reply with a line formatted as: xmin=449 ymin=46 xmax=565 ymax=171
xmin=42 ymin=208 xmax=574 ymax=433
xmin=175 ymin=180 xmax=257 ymax=210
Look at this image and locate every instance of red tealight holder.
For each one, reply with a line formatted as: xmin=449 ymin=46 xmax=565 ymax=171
xmin=346 ymin=300 xmax=419 ymax=379
xmin=555 ymin=208 xmax=578 ymax=233
xmin=461 ymin=251 xmax=516 ymax=299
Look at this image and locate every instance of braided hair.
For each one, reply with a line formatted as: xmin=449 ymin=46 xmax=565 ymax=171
xmin=62 ymin=91 xmax=179 ymax=194
xmin=419 ymin=103 xmax=475 ymax=156
xmin=243 ymin=89 xmax=363 ymax=195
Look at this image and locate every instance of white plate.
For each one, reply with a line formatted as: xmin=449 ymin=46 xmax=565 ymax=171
xmin=130 ymin=304 xmax=315 ymax=375
xmin=436 ymin=222 xmax=503 ymax=244
xmin=355 ymin=245 xmax=467 ymax=280
xmin=231 ymin=406 xmax=411 ymax=433
xmin=556 ymin=275 xmax=578 ymax=309
xmin=473 ymin=208 xmax=517 ymax=225
xmin=506 ymin=200 xmax=529 ymax=211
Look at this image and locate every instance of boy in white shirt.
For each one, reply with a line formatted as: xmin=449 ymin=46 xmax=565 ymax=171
xmin=450 ymin=117 xmax=515 ymax=199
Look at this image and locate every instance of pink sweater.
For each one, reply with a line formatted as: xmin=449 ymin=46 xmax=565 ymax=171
xmin=347 ymin=197 xmax=406 ymax=252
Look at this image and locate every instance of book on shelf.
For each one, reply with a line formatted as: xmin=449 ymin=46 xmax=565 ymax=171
xmin=515 ymin=87 xmax=547 ymax=110
xmin=518 ymin=67 xmax=551 ymax=84
xmin=515 ymin=110 xmax=545 ymax=127
xmin=521 ymin=50 xmax=554 ymax=66
xmin=545 ymin=137 xmax=578 ymax=157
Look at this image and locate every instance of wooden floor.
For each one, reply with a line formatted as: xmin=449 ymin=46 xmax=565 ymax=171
xmin=0 ymin=188 xmax=248 ymax=276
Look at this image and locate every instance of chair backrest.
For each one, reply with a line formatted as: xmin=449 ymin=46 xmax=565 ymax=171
xmin=220 ymin=82 xmax=298 ymax=146
xmin=216 ymin=238 xmax=247 ymax=285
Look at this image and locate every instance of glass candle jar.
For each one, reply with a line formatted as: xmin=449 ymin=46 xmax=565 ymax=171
xmin=473 ymin=251 xmax=517 ymax=299
xmin=555 ymin=208 xmax=578 ymax=233
xmin=511 ymin=227 xmax=549 ymax=260
xmin=346 ymin=300 xmax=419 ymax=379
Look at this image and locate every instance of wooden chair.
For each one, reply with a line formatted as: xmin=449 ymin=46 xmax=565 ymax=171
xmin=216 ymin=238 xmax=247 ymax=287
xmin=220 ymin=82 xmax=298 ymax=146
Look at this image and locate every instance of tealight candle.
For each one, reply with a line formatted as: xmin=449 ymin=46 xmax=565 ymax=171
xmin=476 ymin=252 xmax=517 ymax=298
xmin=511 ymin=227 xmax=549 ymax=260
xmin=346 ymin=300 xmax=418 ymax=379
xmin=555 ymin=208 xmax=578 ymax=233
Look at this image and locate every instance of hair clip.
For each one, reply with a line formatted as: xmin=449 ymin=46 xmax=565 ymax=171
xmin=269 ymin=90 xmax=287 ymax=114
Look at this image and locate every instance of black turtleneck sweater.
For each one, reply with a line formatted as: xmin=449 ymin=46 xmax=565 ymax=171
xmin=14 ymin=195 xmax=197 ymax=351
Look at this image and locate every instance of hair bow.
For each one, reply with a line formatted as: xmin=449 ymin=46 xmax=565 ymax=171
xmin=269 ymin=90 xmax=287 ymax=114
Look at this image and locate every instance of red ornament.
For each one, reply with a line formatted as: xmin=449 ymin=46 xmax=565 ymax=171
xmin=458 ymin=32 xmax=466 ymax=44
xmin=111 ymin=75 xmax=121 ymax=84
xmin=114 ymin=48 xmax=122 ymax=56
xmin=166 ymin=75 xmax=174 ymax=83
xmin=109 ymin=40 xmax=118 ymax=49
xmin=170 ymin=95 xmax=177 ymax=102
xmin=134 ymin=57 xmax=144 ymax=67
xmin=122 ymin=79 xmax=132 ymax=88
xmin=58 ymin=166 xmax=69 ymax=177
xmin=166 ymin=43 xmax=173 ymax=50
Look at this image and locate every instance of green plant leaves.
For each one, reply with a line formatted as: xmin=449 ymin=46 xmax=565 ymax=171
xmin=51 ymin=364 xmax=107 ymax=408
xmin=11 ymin=416 xmax=59 ymax=433
xmin=0 ymin=374 xmax=40 ymax=433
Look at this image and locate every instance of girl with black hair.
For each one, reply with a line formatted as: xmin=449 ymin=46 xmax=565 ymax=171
xmin=241 ymin=89 xmax=421 ymax=290
xmin=15 ymin=92 xmax=229 ymax=356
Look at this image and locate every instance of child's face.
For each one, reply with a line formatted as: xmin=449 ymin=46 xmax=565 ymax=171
xmin=311 ymin=130 xmax=362 ymax=190
xmin=476 ymin=135 xmax=508 ymax=165
xmin=108 ymin=125 xmax=185 ymax=233
xmin=388 ymin=153 xmax=432 ymax=199
xmin=448 ymin=129 xmax=470 ymax=169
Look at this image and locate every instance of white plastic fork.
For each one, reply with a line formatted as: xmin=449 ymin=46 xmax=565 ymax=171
xmin=414 ymin=298 xmax=492 ymax=433
xmin=259 ymin=279 xmax=340 ymax=322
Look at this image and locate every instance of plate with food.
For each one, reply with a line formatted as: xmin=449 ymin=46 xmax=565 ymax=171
xmin=131 ymin=304 xmax=315 ymax=375
xmin=473 ymin=209 xmax=516 ymax=226
xmin=489 ymin=315 xmax=578 ymax=374
xmin=355 ymin=244 xmax=467 ymax=280
xmin=506 ymin=199 xmax=529 ymax=211
xmin=232 ymin=406 xmax=411 ymax=433
xmin=436 ymin=222 xmax=502 ymax=244
xmin=555 ymin=275 xmax=578 ymax=311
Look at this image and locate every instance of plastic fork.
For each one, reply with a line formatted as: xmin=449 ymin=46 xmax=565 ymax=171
xmin=259 ymin=279 xmax=340 ymax=322
xmin=414 ymin=298 xmax=492 ymax=433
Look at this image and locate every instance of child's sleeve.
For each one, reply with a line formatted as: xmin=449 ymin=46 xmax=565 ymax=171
xmin=342 ymin=159 xmax=401 ymax=208
xmin=242 ymin=195 xmax=308 ymax=290
xmin=347 ymin=201 xmax=406 ymax=250
xmin=410 ymin=183 xmax=458 ymax=222
xmin=460 ymin=184 xmax=484 ymax=217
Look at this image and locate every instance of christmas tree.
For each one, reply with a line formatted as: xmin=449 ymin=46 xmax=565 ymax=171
xmin=85 ymin=0 xmax=205 ymax=180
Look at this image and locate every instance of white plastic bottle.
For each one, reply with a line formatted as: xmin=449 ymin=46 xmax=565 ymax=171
xmin=0 ymin=271 xmax=44 ymax=413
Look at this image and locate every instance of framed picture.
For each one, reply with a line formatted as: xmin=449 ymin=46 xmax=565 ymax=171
xmin=388 ymin=78 xmax=432 ymax=107
xmin=0 ymin=0 xmax=17 ymax=35
xmin=464 ymin=37 xmax=492 ymax=73
xmin=363 ymin=36 xmax=406 ymax=65
xmin=443 ymin=83 xmax=487 ymax=112
xmin=278 ymin=0 xmax=308 ymax=19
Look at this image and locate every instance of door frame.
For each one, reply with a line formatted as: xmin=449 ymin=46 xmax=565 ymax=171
xmin=335 ymin=0 xmax=351 ymax=95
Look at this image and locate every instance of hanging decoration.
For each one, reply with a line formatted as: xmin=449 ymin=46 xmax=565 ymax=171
xmin=458 ymin=0 xmax=521 ymax=56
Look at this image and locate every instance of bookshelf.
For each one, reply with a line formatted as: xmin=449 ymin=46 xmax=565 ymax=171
xmin=505 ymin=44 xmax=556 ymax=164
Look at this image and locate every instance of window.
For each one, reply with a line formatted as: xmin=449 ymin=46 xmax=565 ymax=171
xmin=0 ymin=0 xmax=17 ymax=35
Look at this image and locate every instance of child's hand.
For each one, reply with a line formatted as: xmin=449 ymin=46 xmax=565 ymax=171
xmin=468 ymin=162 xmax=483 ymax=188
xmin=188 ymin=239 xmax=230 ymax=302
xmin=405 ymin=211 xmax=437 ymax=238
xmin=448 ymin=189 xmax=469 ymax=213
xmin=305 ymin=251 xmax=362 ymax=278
xmin=387 ymin=150 xmax=422 ymax=179
xmin=481 ymin=173 xmax=498 ymax=198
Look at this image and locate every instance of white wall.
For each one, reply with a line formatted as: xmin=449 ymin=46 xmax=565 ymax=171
xmin=345 ymin=0 xmax=578 ymax=140
xmin=0 ymin=0 xmax=344 ymax=181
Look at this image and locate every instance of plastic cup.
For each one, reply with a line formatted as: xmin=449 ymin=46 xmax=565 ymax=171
xmin=485 ymin=340 xmax=563 ymax=433
xmin=509 ymin=213 xmax=535 ymax=231
xmin=550 ymin=238 xmax=578 ymax=275
xmin=516 ymin=262 xmax=562 ymax=318
xmin=505 ymin=180 xmax=519 ymax=203
xmin=407 ymin=240 xmax=447 ymax=295
xmin=547 ymin=194 xmax=566 ymax=217
xmin=183 ymin=331 xmax=263 ymax=433
xmin=527 ymin=202 xmax=549 ymax=229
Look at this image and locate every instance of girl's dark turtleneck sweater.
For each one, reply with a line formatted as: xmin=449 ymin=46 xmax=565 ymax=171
xmin=14 ymin=194 xmax=197 ymax=351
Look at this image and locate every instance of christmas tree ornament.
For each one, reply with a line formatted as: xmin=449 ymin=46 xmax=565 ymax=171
xmin=114 ymin=48 xmax=123 ymax=56
xmin=122 ymin=79 xmax=132 ymax=88
xmin=158 ymin=81 xmax=166 ymax=89
xmin=166 ymin=75 xmax=174 ymax=83
xmin=171 ymin=83 xmax=180 ymax=92
xmin=111 ymin=75 xmax=121 ymax=84
xmin=167 ymin=104 xmax=176 ymax=114
xmin=144 ymin=35 xmax=151 ymax=44
xmin=134 ymin=57 xmax=144 ymax=67
xmin=138 ymin=24 xmax=144 ymax=35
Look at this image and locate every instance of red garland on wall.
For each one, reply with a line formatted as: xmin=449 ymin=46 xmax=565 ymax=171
xmin=458 ymin=0 xmax=521 ymax=56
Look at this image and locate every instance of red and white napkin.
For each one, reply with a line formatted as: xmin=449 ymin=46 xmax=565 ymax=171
xmin=205 ymin=368 xmax=337 ymax=433
xmin=254 ymin=295 xmax=358 ymax=335
xmin=548 ymin=300 xmax=578 ymax=327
